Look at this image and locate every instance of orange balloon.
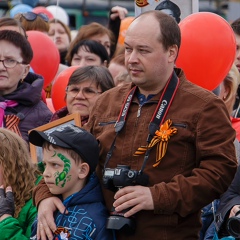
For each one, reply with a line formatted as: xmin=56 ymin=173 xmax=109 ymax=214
xmin=176 ymin=12 xmax=236 ymax=90
xmin=118 ymin=17 xmax=135 ymax=45
xmin=51 ymin=66 xmax=80 ymax=111
xmin=27 ymin=31 xmax=60 ymax=88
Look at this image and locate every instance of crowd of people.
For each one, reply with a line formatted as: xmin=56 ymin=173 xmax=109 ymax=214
xmin=0 ymin=0 xmax=240 ymax=239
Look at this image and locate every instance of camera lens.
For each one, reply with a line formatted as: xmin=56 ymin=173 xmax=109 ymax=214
xmin=227 ymin=216 xmax=240 ymax=238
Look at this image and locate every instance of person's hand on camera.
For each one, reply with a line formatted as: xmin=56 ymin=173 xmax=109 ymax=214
xmin=110 ymin=6 xmax=128 ymax=20
xmin=37 ymin=196 xmax=66 ymax=240
xmin=113 ymin=185 xmax=154 ymax=217
xmin=229 ymin=205 xmax=240 ymax=218
xmin=0 ymin=185 xmax=15 ymax=221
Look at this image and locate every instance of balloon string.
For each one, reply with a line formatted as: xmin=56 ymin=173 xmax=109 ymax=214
xmin=53 ymin=0 xmax=60 ymax=46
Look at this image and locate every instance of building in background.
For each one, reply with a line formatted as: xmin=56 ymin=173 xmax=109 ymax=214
xmin=0 ymin=0 xmax=240 ymax=28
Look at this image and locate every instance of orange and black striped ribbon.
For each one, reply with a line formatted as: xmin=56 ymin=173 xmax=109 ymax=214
xmin=5 ymin=114 xmax=22 ymax=137
xmin=134 ymin=119 xmax=177 ymax=167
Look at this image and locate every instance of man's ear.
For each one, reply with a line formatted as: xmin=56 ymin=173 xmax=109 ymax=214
xmin=78 ymin=162 xmax=90 ymax=179
xmin=168 ymin=44 xmax=178 ymax=63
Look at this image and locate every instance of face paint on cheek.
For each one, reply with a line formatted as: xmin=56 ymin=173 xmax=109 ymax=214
xmin=51 ymin=151 xmax=57 ymax=157
xmin=54 ymin=153 xmax=72 ymax=187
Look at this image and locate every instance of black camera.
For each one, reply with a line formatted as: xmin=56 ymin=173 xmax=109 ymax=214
xmin=103 ymin=165 xmax=149 ymax=234
xmin=227 ymin=210 xmax=240 ymax=238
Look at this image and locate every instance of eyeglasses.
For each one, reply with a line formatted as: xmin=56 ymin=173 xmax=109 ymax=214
xmin=66 ymin=86 xmax=102 ymax=98
xmin=20 ymin=12 xmax=49 ymax=22
xmin=0 ymin=59 xmax=26 ymax=68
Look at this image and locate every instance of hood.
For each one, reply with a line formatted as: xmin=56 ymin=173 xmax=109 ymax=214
xmin=63 ymin=173 xmax=104 ymax=207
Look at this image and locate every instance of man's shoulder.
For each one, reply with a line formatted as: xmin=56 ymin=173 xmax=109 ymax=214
xmin=178 ymin=71 xmax=218 ymax=103
xmin=102 ymin=82 xmax=133 ymax=96
xmin=96 ymin=83 xmax=132 ymax=106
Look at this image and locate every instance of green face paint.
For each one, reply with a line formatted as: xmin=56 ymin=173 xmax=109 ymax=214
xmin=51 ymin=151 xmax=57 ymax=158
xmin=54 ymin=153 xmax=72 ymax=187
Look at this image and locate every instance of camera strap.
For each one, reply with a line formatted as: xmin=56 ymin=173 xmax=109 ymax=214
xmin=103 ymin=71 xmax=179 ymax=171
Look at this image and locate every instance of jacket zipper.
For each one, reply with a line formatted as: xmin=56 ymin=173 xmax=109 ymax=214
xmin=137 ymin=105 xmax=142 ymax=118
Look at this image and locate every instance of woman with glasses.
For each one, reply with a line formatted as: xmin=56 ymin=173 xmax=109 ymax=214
xmin=0 ymin=17 xmax=48 ymax=104
xmin=14 ymin=12 xmax=68 ymax=99
xmin=0 ymin=30 xmax=52 ymax=142
xmin=51 ymin=65 xmax=114 ymax=125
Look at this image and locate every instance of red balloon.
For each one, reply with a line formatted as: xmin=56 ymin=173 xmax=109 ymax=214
xmin=51 ymin=66 xmax=80 ymax=111
xmin=46 ymin=98 xmax=55 ymax=113
xmin=176 ymin=12 xmax=236 ymax=90
xmin=27 ymin=31 xmax=60 ymax=88
xmin=32 ymin=6 xmax=54 ymax=19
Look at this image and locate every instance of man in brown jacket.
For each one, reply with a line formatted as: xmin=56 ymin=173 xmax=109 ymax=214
xmin=33 ymin=11 xmax=237 ymax=240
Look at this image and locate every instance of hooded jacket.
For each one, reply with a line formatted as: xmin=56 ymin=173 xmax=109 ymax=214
xmin=1 ymin=72 xmax=52 ymax=142
xmin=31 ymin=173 xmax=112 ymax=240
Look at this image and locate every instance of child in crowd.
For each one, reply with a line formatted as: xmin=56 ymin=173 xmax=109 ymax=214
xmin=29 ymin=124 xmax=112 ymax=240
xmin=0 ymin=128 xmax=38 ymax=239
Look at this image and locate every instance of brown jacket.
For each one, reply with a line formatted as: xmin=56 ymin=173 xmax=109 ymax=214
xmin=34 ymin=69 xmax=237 ymax=239
xmin=85 ymin=68 xmax=237 ymax=239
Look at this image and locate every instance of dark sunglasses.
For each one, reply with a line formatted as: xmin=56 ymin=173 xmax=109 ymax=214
xmin=20 ymin=12 xmax=49 ymax=22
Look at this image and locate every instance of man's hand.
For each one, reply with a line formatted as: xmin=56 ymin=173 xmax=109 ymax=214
xmin=229 ymin=205 xmax=240 ymax=218
xmin=0 ymin=185 xmax=14 ymax=220
xmin=110 ymin=6 xmax=128 ymax=20
xmin=113 ymin=186 xmax=154 ymax=217
xmin=37 ymin=197 xmax=66 ymax=240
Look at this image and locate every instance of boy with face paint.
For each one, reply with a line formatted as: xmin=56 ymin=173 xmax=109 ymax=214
xmin=29 ymin=125 xmax=112 ymax=240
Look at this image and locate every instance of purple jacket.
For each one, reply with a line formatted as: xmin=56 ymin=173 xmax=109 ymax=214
xmin=2 ymin=72 xmax=52 ymax=142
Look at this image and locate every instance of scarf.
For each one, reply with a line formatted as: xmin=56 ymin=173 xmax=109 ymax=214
xmin=0 ymin=100 xmax=22 ymax=136
xmin=0 ymin=100 xmax=18 ymax=127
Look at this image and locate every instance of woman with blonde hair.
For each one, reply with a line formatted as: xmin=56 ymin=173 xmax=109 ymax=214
xmin=0 ymin=128 xmax=39 ymax=239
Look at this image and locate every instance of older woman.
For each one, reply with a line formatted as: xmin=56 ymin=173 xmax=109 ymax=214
xmin=0 ymin=30 xmax=52 ymax=142
xmin=51 ymin=65 xmax=114 ymax=125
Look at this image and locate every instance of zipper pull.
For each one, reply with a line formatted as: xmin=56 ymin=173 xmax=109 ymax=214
xmin=137 ymin=105 xmax=142 ymax=118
